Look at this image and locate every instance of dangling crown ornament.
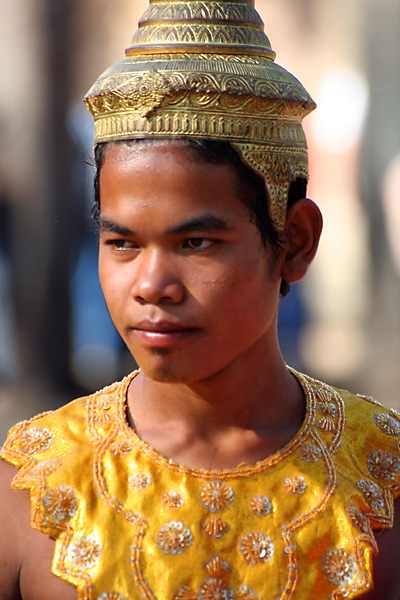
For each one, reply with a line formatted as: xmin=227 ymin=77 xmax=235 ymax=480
xmin=84 ymin=0 xmax=316 ymax=230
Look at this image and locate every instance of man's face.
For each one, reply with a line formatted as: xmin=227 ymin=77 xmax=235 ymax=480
xmin=98 ymin=142 xmax=282 ymax=384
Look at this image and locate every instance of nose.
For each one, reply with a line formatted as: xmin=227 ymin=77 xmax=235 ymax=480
xmin=132 ymin=248 xmax=185 ymax=305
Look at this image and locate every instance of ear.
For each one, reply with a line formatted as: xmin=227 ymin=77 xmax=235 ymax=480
xmin=280 ymin=199 xmax=323 ymax=283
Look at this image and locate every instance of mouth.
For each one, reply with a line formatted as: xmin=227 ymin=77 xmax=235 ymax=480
xmin=132 ymin=320 xmax=197 ymax=348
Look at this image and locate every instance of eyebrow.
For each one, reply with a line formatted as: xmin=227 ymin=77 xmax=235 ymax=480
xmin=99 ymin=217 xmax=133 ymax=236
xmin=99 ymin=214 xmax=232 ymax=236
xmin=168 ymin=214 xmax=232 ymax=235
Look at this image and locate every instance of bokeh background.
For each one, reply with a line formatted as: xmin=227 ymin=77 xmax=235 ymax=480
xmin=1 ymin=0 xmax=400 ymax=442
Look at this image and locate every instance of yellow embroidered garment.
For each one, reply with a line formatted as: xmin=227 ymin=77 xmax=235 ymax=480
xmin=2 ymin=369 xmax=400 ymax=600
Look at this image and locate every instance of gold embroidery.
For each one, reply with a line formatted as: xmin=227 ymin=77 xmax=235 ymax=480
xmin=284 ymin=476 xmax=306 ymax=495
xmin=204 ymin=555 xmax=231 ymax=579
xmin=129 ymin=472 xmax=152 ymax=491
xmin=200 ymin=480 xmax=234 ymax=512
xmin=238 ymin=532 xmax=274 ymax=566
xmin=356 ymin=479 xmax=384 ymax=510
xmin=248 ymin=495 xmax=272 ymax=516
xmin=201 ymin=517 xmax=229 ymax=539
xmin=19 ymin=427 xmax=53 ymax=454
xmin=66 ymin=534 xmax=102 ymax=570
xmin=367 ymin=449 xmax=400 ymax=481
xmin=236 ymin=585 xmax=260 ymax=600
xmin=198 ymin=579 xmax=233 ymax=600
xmin=321 ymin=548 xmax=356 ymax=586
xmin=173 ymin=584 xmax=197 ymax=600
xmin=299 ymin=443 xmax=322 ymax=463
xmin=43 ymin=484 xmax=78 ymax=523
xmin=29 ymin=458 xmax=61 ymax=478
xmin=156 ymin=521 xmax=193 ymax=555
xmin=109 ymin=440 xmax=132 ymax=456
xmin=346 ymin=504 xmax=372 ymax=536
xmin=97 ymin=593 xmax=128 ymax=600
xmin=373 ymin=413 xmax=400 ymax=436
xmin=162 ymin=490 xmax=184 ymax=509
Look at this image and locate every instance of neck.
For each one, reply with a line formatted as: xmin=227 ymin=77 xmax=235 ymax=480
xmin=126 ymin=342 xmax=306 ymax=469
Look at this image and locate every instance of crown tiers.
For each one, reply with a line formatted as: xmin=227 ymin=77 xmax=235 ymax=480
xmin=126 ymin=0 xmax=275 ymax=60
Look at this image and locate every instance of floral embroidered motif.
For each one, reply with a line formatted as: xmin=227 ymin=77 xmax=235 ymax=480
xmin=238 ymin=532 xmax=274 ymax=566
xmin=67 ymin=534 xmax=102 ymax=570
xmin=19 ymin=427 xmax=53 ymax=454
xmin=95 ymin=395 xmax=113 ymax=410
xmin=200 ymin=480 xmax=234 ymax=513
xmin=43 ymin=484 xmax=78 ymax=522
xmin=109 ymin=440 xmax=132 ymax=456
xmin=128 ymin=472 xmax=151 ymax=491
xmin=367 ymin=449 xmax=400 ymax=481
xmin=97 ymin=594 xmax=128 ymax=600
xmin=162 ymin=490 xmax=184 ymax=509
xmin=236 ymin=585 xmax=260 ymax=600
xmin=157 ymin=521 xmax=193 ymax=555
xmin=204 ymin=555 xmax=231 ymax=579
xmin=321 ymin=548 xmax=356 ymax=585
xmin=173 ymin=584 xmax=197 ymax=600
xmin=284 ymin=476 xmax=307 ymax=495
xmin=201 ymin=517 xmax=229 ymax=539
xmin=198 ymin=578 xmax=233 ymax=600
xmin=299 ymin=443 xmax=322 ymax=462
xmin=249 ymin=495 xmax=272 ymax=516
xmin=357 ymin=479 xmax=384 ymax=510
xmin=373 ymin=413 xmax=400 ymax=436
xmin=318 ymin=399 xmax=337 ymax=418
xmin=29 ymin=458 xmax=61 ymax=478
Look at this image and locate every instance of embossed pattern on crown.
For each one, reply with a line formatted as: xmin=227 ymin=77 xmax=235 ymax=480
xmin=126 ymin=0 xmax=275 ymax=59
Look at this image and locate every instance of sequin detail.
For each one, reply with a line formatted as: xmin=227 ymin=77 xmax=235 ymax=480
xmin=299 ymin=443 xmax=322 ymax=462
xmin=97 ymin=594 xmax=128 ymax=600
xmin=357 ymin=479 xmax=384 ymax=510
xmin=129 ymin=473 xmax=151 ymax=491
xmin=236 ymin=585 xmax=260 ymax=600
xmin=43 ymin=484 xmax=78 ymax=522
xmin=201 ymin=517 xmax=229 ymax=539
xmin=204 ymin=555 xmax=231 ymax=579
xmin=109 ymin=440 xmax=132 ymax=456
xmin=198 ymin=579 xmax=233 ymax=600
xmin=162 ymin=490 xmax=184 ymax=509
xmin=157 ymin=521 xmax=193 ymax=555
xmin=284 ymin=476 xmax=307 ymax=495
xmin=29 ymin=458 xmax=61 ymax=478
xmin=373 ymin=413 xmax=400 ymax=436
xmin=367 ymin=449 xmax=400 ymax=481
xmin=173 ymin=585 xmax=197 ymax=600
xmin=238 ymin=532 xmax=274 ymax=566
xmin=67 ymin=534 xmax=102 ymax=570
xmin=19 ymin=427 xmax=53 ymax=454
xmin=200 ymin=480 xmax=234 ymax=513
xmin=346 ymin=504 xmax=371 ymax=535
xmin=249 ymin=496 xmax=272 ymax=516
xmin=322 ymin=548 xmax=356 ymax=585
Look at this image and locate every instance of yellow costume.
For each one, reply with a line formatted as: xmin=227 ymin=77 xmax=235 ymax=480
xmin=2 ymin=369 xmax=400 ymax=599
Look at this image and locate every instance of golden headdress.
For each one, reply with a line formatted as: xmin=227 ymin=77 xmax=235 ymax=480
xmin=84 ymin=0 xmax=316 ymax=230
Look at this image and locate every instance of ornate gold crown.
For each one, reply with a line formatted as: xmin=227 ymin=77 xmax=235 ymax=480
xmin=84 ymin=0 xmax=316 ymax=229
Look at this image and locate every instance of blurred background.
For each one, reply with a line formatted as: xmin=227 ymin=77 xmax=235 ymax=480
xmin=1 ymin=0 xmax=400 ymax=442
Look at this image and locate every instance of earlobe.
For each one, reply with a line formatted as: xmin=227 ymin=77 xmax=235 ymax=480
xmin=281 ymin=199 xmax=323 ymax=283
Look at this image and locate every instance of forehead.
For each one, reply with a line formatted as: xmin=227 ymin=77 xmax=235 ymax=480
xmin=98 ymin=141 xmax=248 ymax=222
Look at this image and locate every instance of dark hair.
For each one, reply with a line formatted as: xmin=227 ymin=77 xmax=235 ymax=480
xmin=93 ymin=139 xmax=307 ymax=296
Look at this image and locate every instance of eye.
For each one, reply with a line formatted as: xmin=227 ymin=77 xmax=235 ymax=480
xmin=106 ymin=239 xmax=138 ymax=251
xmin=183 ymin=238 xmax=214 ymax=250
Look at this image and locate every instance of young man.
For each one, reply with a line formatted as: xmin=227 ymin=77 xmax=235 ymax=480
xmin=1 ymin=1 xmax=400 ymax=599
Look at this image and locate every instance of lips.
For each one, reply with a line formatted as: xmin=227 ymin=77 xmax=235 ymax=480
xmin=134 ymin=320 xmax=192 ymax=333
xmin=132 ymin=320 xmax=196 ymax=348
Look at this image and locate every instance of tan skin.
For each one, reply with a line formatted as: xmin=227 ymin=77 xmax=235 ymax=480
xmin=0 ymin=141 xmax=399 ymax=598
